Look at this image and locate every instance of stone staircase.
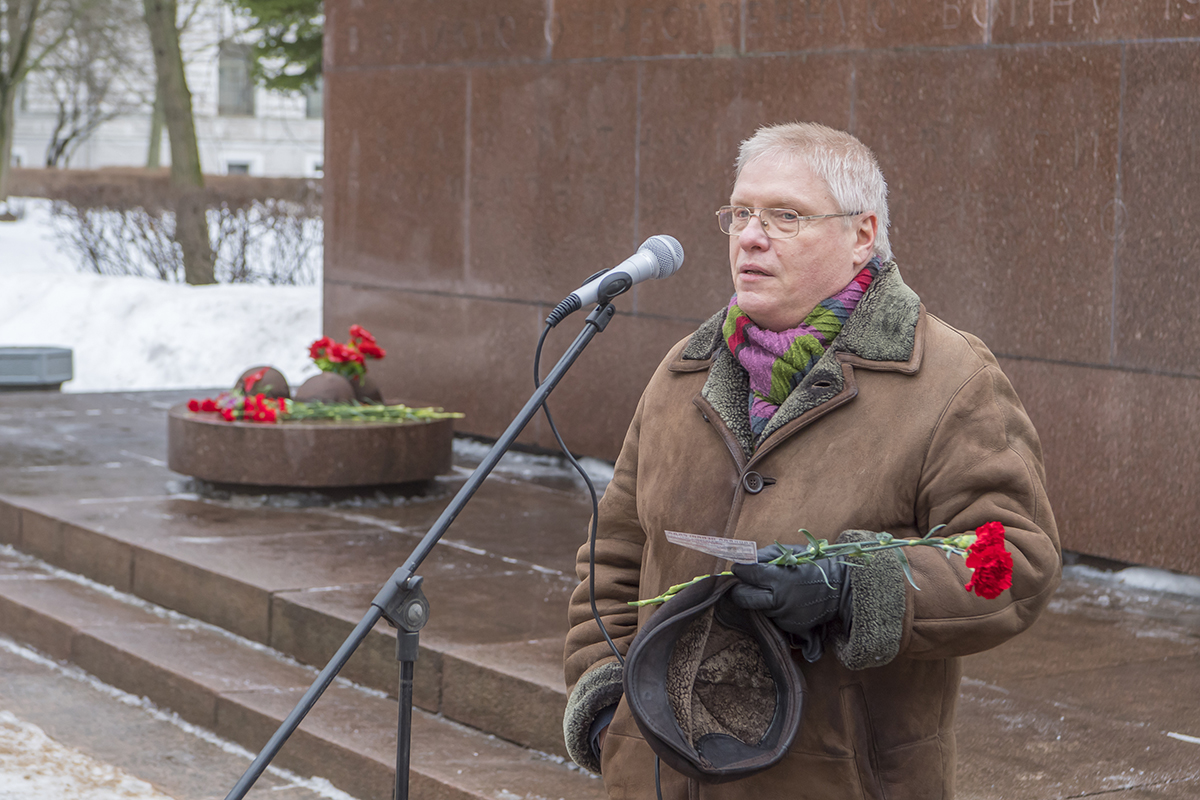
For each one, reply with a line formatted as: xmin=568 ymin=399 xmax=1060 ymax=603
xmin=0 ymin=390 xmax=607 ymax=800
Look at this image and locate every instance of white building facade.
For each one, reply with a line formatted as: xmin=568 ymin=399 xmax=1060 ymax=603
xmin=10 ymin=0 xmax=323 ymax=179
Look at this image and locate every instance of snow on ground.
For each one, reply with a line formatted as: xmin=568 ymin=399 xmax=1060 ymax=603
xmin=0 ymin=710 xmax=173 ymax=800
xmin=0 ymin=198 xmax=322 ymax=394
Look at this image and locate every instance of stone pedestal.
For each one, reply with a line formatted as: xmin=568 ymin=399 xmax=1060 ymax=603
xmin=167 ymin=403 xmax=454 ymax=488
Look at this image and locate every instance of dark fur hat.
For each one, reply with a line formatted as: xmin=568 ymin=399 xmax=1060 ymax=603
xmin=623 ymin=574 xmax=805 ymax=783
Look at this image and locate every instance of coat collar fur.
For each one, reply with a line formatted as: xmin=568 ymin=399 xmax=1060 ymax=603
xmin=671 ymin=262 xmax=923 ymax=458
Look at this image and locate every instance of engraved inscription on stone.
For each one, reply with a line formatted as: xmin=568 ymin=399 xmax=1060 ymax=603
xmin=744 ymin=0 xmax=849 ymax=41
xmin=1164 ymin=0 xmax=1200 ymax=21
xmin=343 ymin=1 xmax=528 ymax=64
xmin=551 ymin=3 xmax=738 ymax=52
xmin=941 ymin=0 xmax=1197 ymax=28
xmin=867 ymin=0 xmax=898 ymax=32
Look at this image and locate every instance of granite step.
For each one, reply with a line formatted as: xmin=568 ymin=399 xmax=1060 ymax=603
xmin=0 ymin=545 xmax=605 ymax=800
xmin=0 ymin=458 xmax=593 ymax=760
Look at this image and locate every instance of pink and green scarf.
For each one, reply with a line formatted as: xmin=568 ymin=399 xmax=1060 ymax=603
xmin=724 ymin=258 xmax=880 ymax=440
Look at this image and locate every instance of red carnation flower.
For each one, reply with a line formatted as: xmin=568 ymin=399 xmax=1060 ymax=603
xmin=359 ymin=341 xmax=386 ymax=360
xmin=244 ymin=367 xmax=268 ymax=394
xmin=964 ymin=521 xmax=1013 ymax=599
xmin=327 ymin=343 xmax=349 ymax=363
xmin=309 ymin=336 xmax=334 ymax=360
xmin=349 ymin=324 xmax=376 ymax=345
xmin=188 ymin=399 xmax=201 ymax=412
xmin=201 ymin=398 xmax=217 ymax=413
xmin=221 ymin=408 xmax=235 ymax=421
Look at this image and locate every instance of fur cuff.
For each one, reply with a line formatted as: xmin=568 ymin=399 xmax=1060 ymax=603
xmin=563 ymin=660 xmax=624 ymax=773
xmin=831 ymin=530 xmax=907 ymax=670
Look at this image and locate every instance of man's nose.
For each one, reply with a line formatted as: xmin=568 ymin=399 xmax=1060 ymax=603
xmin=738 ymin=213 xmax=771 ymax=248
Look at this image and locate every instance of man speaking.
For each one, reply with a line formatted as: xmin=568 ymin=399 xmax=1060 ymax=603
xmin=562 ymin=122 xmax=1060 ymax=799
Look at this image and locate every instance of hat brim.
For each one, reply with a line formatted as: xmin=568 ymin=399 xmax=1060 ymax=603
xmin=623 ymin=574 xmax=805 ymax=783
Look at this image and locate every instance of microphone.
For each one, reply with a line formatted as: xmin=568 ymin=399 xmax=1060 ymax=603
xmin=545 ymin=235 xmax=685 ymax=326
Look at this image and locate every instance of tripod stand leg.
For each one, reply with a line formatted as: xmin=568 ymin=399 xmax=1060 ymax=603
xmin=394 ymin=629 xmax=419 ymax=800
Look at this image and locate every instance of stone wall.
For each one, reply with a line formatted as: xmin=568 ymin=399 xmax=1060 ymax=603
xmin=322 ymin=0 xmax=1200 ymax=575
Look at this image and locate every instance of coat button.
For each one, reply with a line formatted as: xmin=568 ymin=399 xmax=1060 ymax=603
xmin=743 ymin=471 xmax=765 ymax=493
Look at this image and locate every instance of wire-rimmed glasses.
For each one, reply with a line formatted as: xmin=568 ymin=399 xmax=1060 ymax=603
xmin=716 ymin=206 xmax=862 ymax=239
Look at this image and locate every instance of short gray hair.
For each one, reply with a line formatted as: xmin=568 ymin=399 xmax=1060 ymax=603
xmin=736 ymin=122 xmax=892 ymax=262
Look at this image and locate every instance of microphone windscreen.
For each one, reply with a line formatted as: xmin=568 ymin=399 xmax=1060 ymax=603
xmin=638 ymin=235 xmax=685 ymax=279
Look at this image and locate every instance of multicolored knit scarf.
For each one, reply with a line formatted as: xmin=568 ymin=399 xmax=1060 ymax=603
xmin=724 ymin=258 xmax=881 ymax=440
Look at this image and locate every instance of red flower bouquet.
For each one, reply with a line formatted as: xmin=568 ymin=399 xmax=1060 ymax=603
xmin=184 ymin=324 xmax=461 ymax=426
xmin=635 ymin=521 xmax=1017 ymax=606
xmin=309 ymin=325 xmax=386 ymax=380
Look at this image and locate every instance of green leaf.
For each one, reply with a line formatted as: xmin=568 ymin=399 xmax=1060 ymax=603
xmin=895 ymin=548 xmax=921 ymax=591
xmin=815 ymin=560 xmax=837 ymax=588
xmin=924 ymin=523 xmax=948 ymax=540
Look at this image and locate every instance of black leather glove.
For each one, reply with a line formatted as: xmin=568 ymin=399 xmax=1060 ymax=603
xmin=731 ymin=544 xmax=851 ymax=662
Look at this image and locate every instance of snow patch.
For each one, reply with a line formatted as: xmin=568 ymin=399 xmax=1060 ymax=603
xmin=1064 ymin=564 xmax=1200 ymax=601
xmin=0 ymin=636 xmax=359 ymax=800
xmin=0 ymin=709 xmax=173 ymax=800
xmin=0 ymin=198 xmax=321 ymax=394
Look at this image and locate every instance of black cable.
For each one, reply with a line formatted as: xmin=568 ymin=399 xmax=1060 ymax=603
xmin=655 ymin=755 xmax=664 ymax=800
xmin=535 ymin=320 xmax=624 ymax=667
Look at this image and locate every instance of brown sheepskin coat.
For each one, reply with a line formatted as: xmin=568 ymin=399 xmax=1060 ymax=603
xmin=563 ymin=263 xmax=1061 ymax=800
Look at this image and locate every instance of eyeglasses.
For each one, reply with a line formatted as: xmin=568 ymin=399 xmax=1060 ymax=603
xmin=716 ymin=206 xmax=862 ymax=239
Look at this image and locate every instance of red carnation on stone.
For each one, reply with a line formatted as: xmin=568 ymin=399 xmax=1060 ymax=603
xmin=244 ymin=367 xmax=268 ymax=395
xmin=964 ymin=521 xmax=1013 ymax=599
xmin=308 ymin=324 xmax=382 ymax=381
xmin=201 ymin=398 xmax=217 ymax=413
xmin=188 ymin=399 xmax=201 ymax=412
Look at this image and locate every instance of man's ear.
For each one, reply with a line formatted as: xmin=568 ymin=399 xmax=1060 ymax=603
xmin=853 ymin=213 xmax=879 ymax=265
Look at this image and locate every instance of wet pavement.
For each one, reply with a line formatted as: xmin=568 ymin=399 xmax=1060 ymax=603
xmin=0 ymin=389 xmax=1198 ymax=799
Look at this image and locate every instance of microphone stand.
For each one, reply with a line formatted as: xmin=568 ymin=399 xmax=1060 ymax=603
xmin=224 ymin=302 xmax=618 ymax=800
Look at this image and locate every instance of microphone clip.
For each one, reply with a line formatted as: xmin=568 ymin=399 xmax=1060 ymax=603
xmin=545 ymin=269 xmax=606 ymax=328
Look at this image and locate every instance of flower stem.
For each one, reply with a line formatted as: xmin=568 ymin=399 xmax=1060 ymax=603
xmin=630 ymin=533 xmax=972 ymax=607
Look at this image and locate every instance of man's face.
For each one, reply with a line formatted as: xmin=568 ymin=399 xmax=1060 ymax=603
xmin=728 ymin=154 xmax=877 ymax=332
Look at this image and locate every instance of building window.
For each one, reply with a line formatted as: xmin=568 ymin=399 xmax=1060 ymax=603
xmin=304 ymin=76 xmax=323 ymax=120
xmin=226 ymin=161 xmax=251 ymax=175
xmin=218 ymin=43 xmax=255 ymax=116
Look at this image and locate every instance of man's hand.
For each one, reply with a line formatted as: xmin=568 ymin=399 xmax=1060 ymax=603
xmin=730 ymin=545 xmax=850 ymax=661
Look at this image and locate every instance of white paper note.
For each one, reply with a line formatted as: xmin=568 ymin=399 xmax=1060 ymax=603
xmin=664 ymin=530 xmax=759 ymax=564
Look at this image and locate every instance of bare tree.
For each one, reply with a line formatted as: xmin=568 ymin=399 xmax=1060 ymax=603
xmin=145 ymin=0 xmax=200 ymax=169
xmin=0 ymin=0 xmax=73 ymax=202
xmin=143 ymin=0 xmax=213 ymax=284
xmin=30 ymin=0 xmax=151 ymax=167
